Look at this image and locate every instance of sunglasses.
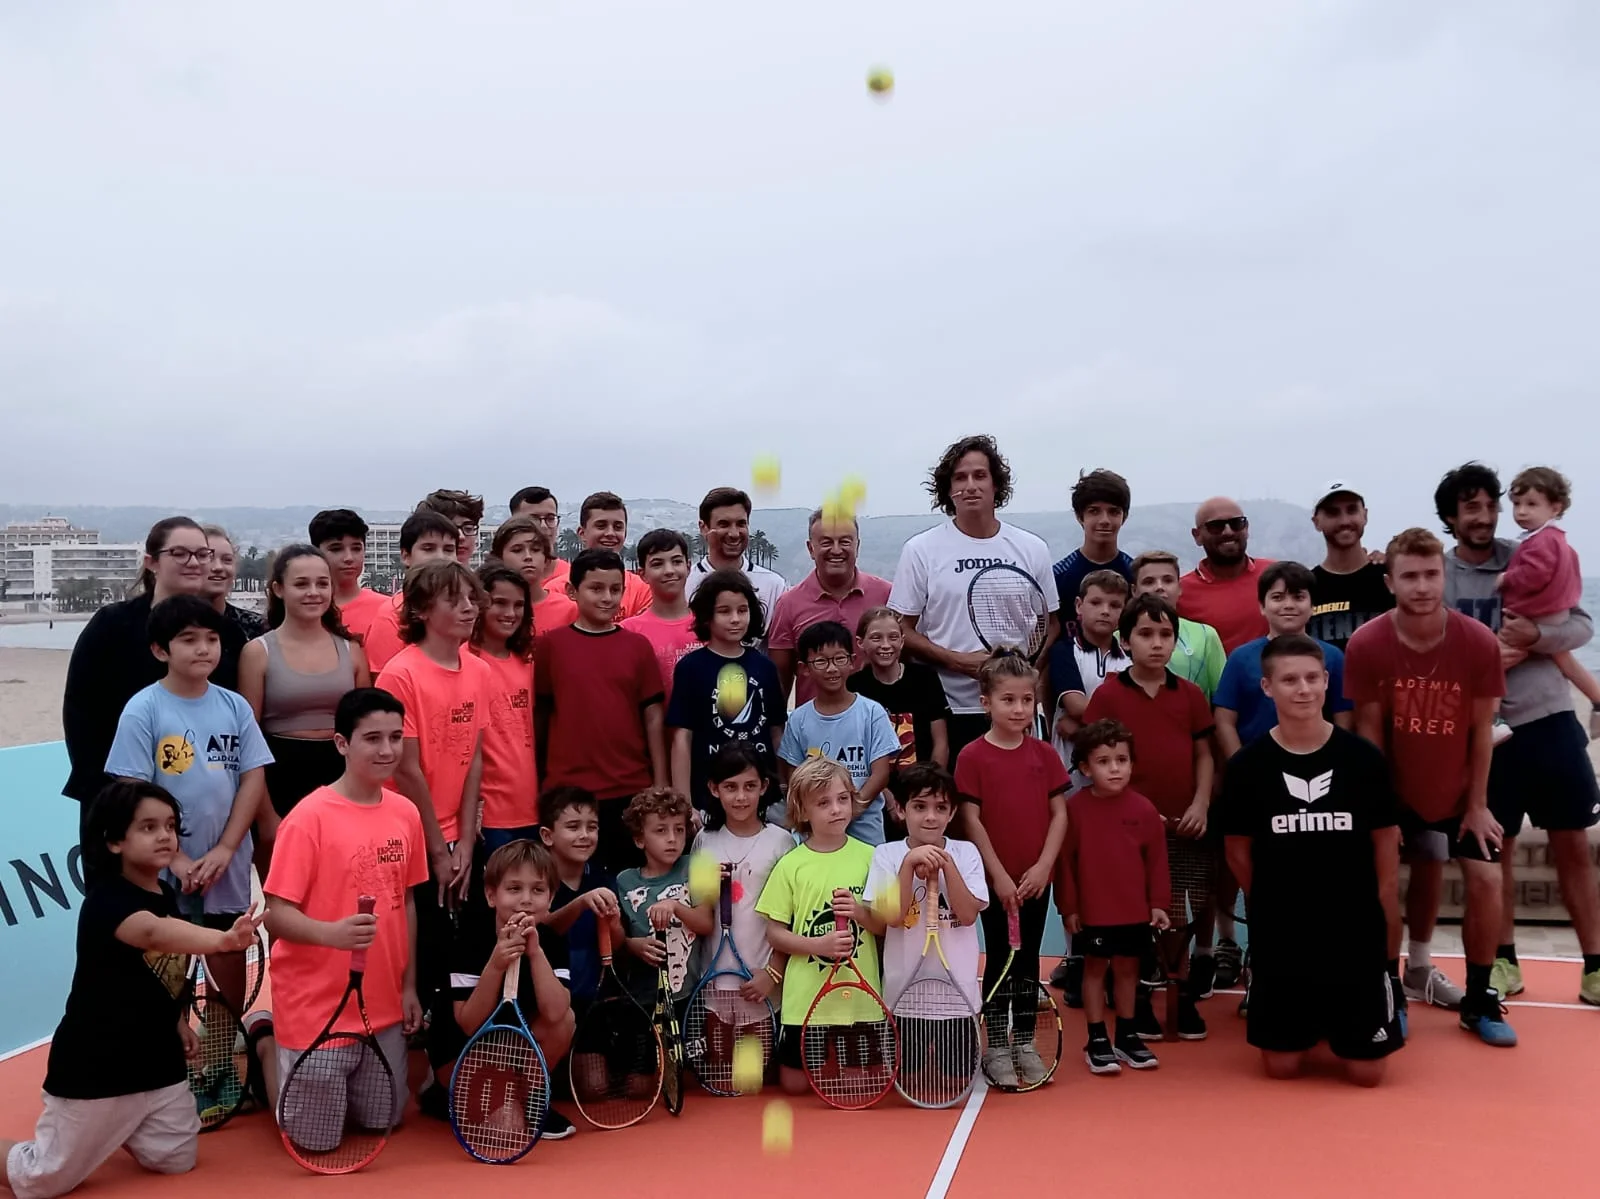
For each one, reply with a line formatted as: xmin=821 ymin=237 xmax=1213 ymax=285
xmin=1202 ymin=516 xmax=1249 ymax=534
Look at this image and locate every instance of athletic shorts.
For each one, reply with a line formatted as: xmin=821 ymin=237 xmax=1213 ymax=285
xmin=275 ymin=1023 xmax=409 ymax=1153
xmin=1397 ymin=808 xmax=1498 ymax=864
xmin=1247 ymin=961 xmax=1403 ymax=1062
xmin=5 ymin=1082 xmax=197 ymax=1199
xmin=1076 ymin=923 xmax=1151 ymax=959
xmin=777 ymin=1024 xmax=803 ymax=1071
xmin=1489 ymin=711 xmax=1600 ymax=834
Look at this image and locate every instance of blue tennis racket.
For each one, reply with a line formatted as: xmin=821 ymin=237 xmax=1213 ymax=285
xmin=449 ymin=928 xmax=551 ymax=1164
xmin=681 ymin=869 xmax=779 ymax=1095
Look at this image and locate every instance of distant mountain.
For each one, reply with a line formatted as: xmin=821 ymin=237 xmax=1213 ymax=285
xmin=1 ymin=498 xmax=1327 ymax=580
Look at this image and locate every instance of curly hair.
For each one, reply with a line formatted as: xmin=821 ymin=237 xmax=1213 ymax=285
xmin=1433 ymin=462 xmax=1501 ymax=536
xmin=1072 ymin=719 xmax=1134 ymax=769
xmin=1509 ymin=466 xmax=1572 ymax=514
xmin=622 ymin=786 xmax=694 ymax=836
xmin=925 ymin=434 xmax=1013 ymax=516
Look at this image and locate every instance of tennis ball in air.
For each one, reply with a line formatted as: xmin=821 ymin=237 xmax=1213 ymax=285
xmin=820 ymin=490 xmax=853 ymax=525
xmin=751 ymin=453 xmax=782 ymax=496
xmin=870 ymin=875 xmax=900 ymax=922
xmin=866 ymin=67 xmax=894 ymax=97
xmin=689 ymin=850 xmax=721 ymax=906
xmin=762 ymin=1100 xmax=794 ymax=1155
xmin=716 ymin=662 xmax=749 ymax=720
xmin=733 ymin=1035 xmax=765 ymax=1094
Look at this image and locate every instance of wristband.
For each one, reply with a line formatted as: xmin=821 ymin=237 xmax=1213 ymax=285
xmin=764 ymin=964 xmax=784 ymax=986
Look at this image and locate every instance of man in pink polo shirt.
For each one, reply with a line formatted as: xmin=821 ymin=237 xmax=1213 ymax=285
xmin=767 ymin=509 xmax=892 ymax=705
xmin=1178 ymin=497 xmax=1274 ymax=654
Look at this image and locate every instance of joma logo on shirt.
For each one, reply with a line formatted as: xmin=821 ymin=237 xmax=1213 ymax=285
xmin=953 ymin=557 xmax=1009 ymax=575
xmin=1271 ymin=811 xmax=1355 ymax=833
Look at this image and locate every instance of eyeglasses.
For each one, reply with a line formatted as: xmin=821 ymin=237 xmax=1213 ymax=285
xmin=529 ymin=514 xmax=560 ymax=527
xmin=1202 ymin=517 xmax=1249 ymax=534
xmin=807 ymin=655 xmax=852 ymax=671
xmin=159 ymin=547 xmax=216 ymax=565
xmin=455 ymin=523 xmax=480 ymax=538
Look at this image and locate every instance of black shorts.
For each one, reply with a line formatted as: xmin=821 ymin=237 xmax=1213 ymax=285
xmin=777 ymin=1024 xmax=803 ymax=1071
xmin=1489 ymin=711 xmax=1600 ymax=834
xmin=1397 ymin=807 xmax=1498 ymax=864
xmin=263 ymin=735 xmax=344 ymax=818
xmin=1248 ymin=959 xmax=1403 ymax=1062
xmin=1077 ymin=923 xmax=1151 ymax=959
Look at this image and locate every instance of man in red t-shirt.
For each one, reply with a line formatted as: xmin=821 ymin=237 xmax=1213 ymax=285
xmin=1345 ymin=528 xmax=1513 ymax=1046
xmin=1178 ymin=497 xmax=1272 ymax=654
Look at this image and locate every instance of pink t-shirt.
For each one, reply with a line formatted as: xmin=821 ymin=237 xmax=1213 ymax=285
xmin=338 ymin=588 xmax=389 ymax=642
xmin=766 ymin=570 xmax=893 ymax=706
xmin=375 ymin=645 xmax=491 ymax=840
xmin=1177 ymin=558 xmax=1273 ymax=654
xmin=264 ymin=786 xmax=428 ymax=1048
xmin=622 ymin=609 xmax=700 ymax=705
xmin=361 ymin=594 xmax=407 ymax=673
xmin=469 ymin=647 xmax=538 ymax=831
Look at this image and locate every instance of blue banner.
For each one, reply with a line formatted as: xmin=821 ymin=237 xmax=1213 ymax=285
xmin=0 ymin=742 xmax=82 ymax=1058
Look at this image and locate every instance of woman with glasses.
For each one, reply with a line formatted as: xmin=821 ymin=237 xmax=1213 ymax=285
xmin=62 ymin=517 xmax=214 ymax=841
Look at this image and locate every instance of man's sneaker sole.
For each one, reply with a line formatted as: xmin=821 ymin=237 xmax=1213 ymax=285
xmin=1084 ymin=1050 xmax=1121 ymax=1075
xmin=1113 ymin=1046 xmax=1159 ymax=1070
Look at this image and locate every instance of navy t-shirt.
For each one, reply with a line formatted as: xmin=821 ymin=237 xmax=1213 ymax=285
xmin=553 ymin=862 xmax=616 ymax=1001
xmin=665 ymin=647 xmax=783 ymax=816
xmin=1052 ymin=549 xmax=1135 ymax=637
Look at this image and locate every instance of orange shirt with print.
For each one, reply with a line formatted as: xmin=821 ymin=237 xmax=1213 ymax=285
xmin=362 ymin=594 xmax=407 ymax=673
xmin=531 ymin=589 xmax=579 ymax=636
xmin=375 ymin=645 xmax=491 ymax=841
xmin=339 ymin=588 xmax=390 ymax=642
xmin=263 ymin=786 xmax=428 ymax=1049
xmin=470 ymin=647 xmax=538 ymax=830
xmin=622 ymin=609 xmax=699 ymax=705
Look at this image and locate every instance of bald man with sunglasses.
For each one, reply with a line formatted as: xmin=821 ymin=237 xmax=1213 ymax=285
xmin=1178 ymin=498 xmax=1275 ymax=655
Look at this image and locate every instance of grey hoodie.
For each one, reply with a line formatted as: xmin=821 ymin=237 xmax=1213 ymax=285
xmin=1445 ymin=539 xmax=1592 ymax=727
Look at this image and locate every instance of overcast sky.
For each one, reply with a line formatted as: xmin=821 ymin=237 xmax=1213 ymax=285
xmin=3 ymin=1 xmax=1597 ymax=555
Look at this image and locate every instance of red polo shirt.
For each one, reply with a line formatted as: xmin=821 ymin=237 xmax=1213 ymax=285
xmin=1081 ymin=669 xmax=1214 ymax=822
xmin=1177 ymin=557 xmax=1273 ymax=654
xmin=766 ymin=568 xmax=892 ymax=706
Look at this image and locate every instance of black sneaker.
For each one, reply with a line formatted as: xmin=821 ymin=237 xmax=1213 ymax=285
xmin=1051 ymin=956 xmax=1085 ymax=1009
xmin=1132 ymin=992 xmax=1163 ymax=1041
xmin=1189 ymin=954 xmax=1216 ymax=1000
xmin=1177 ymin=997 xmax=1208 ymax=1041
xmin=1213 ymin=939 xmax=1243 ymax=989
xmin=1084 ymin=1036 xmax=1120 ymax=1075
xmin=541 ymin=1108 xmax=576 ymax=1141
xmin=1114 ymin=1036 xmax=1159 ymax=1070
xmin=417 ymin=1081 xmax=451 ymax=1122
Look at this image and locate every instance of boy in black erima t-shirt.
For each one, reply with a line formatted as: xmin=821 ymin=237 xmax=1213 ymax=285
xmin=3 ymin=781 xmax=259 ymax=1199
xmin=1219 ymin=634 xmax=1404 ymax=1087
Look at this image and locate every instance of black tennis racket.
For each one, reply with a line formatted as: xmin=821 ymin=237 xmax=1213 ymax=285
xmin=652 ymin=928 xmax=687 ymax=1116
xmin=980 ymin=907 xmax=1062 ymax=1091
xmin=570 ymin=921 xmax=663 ymax=1129
xmin=966 ymin=564 xmax=1049 ymax=658
xmin=1158 ymin=827 xmax=1215 ymax=1041
xmin=277 ymin=895 xmax=397 ymax=1175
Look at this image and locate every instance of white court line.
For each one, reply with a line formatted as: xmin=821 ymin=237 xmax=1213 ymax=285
xmin=1507 ymin=1000 xmax=1599 ymax=1011
xmin=923 ymin=1076 xmax=989 ymax=1199
xmin=0 ymin=1036 xmax=51 ymax=1065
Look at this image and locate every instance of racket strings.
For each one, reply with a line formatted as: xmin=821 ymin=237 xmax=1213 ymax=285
xmin=682 ymin=984 xmax=774 ymax=1095
xmin=802 ymin=988 xmax=896 ymax=1110
xmin=452 ymin=1030 xmax=548 ymax=1159
xmin=892 ymin=979 xmax=980 ymax=1109
xmin=279 ymin=1034 xmax=396 ymax=1172
xmin=570 ymin=998 xmax=662 ymax=1129
xmin=968 ymin=572 xmax=1049 ymax=655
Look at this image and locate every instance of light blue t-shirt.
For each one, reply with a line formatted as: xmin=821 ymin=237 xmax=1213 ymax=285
xmin=778 ymin=694 xmax=900 ymax=845
xmin=105 ymin=682 xmax=273 ymax=916
xmin=1214 ymin=636 xmax=1353 ymax=747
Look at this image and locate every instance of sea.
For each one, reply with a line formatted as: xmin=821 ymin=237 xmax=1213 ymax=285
xmin=7 ymin=584 xmax=1600 ymax=669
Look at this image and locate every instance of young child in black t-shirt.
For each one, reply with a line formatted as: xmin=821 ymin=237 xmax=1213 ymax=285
xmin=2 ymin=780 xmax=259 ymax=1199
xmin=425 ymin=840 xmax=578 ymax=1140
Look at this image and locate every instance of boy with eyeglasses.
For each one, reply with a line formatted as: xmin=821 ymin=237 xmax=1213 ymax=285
xmin=1178 ymin=497 xmax=1274 ymax=654
xmin=510 ymin=485 xmax=570 ymax=588
xmin=421 ymin=488 xmax=485 ymax=566
xmin=778 ymin=620 xmax=899 ymax=846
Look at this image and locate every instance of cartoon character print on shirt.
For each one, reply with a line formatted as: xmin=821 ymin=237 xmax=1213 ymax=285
xmin=146 ymin=949 xmax=191 ymax=1000
xmin=156 ymin=731 xmax=196 ymax=776
xmin=798 ymin=886 xmax=866 ymax=975
xmin=804 ymin=740 xmax=870 ymax=784
xmin=623 ymin=880 xmax=695 ymax=993
xmin=895 ymin=875 xmax=951 ymax=933
xmin=886 ymin=710 xmax=916 ymax=768
xmin=348 ymin=836 xmax=411 ymax=915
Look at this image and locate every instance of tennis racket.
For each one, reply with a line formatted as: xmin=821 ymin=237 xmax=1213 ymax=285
xmin=569 ymin=921 xmax=663 ymax=1129
xmin=980 ymin=907 xmax=1063 ymax=1092
xmin=277 ymin=895 xmax=397 ymax=1175
xmin=682 ymin=870 xmax=777 ymax=1096
xmin=966 ymin=563 xmax=1049 ymax=659
xmin=652 ymin=928 xmax=687 ymax=1116
xmin=449 ymin=926 xmax=551 ymax=1164
xmin=1157 ymin=826 xmax=1216 ymax=1041
xmin=185 ymin=929 xmax=265 ymax=1130
xmin=891 ymin=872 xmax=981 ymax=1109
xmin=800 ymin=893 xmax=897 ymax=1110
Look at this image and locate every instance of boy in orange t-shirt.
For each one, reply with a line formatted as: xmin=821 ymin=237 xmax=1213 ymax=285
xmin=253 ymin=688 xmax=428 ymax=1121
xmin=362 ymin=509 xmax=461 ymax=672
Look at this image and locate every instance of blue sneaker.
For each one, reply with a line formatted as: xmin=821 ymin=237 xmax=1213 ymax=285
xmin=1459 ymin=992 xmax=1517 ymax=1047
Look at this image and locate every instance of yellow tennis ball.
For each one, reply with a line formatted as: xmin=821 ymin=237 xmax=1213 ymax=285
xmin=866 ymin=67 xmax=894 ymax=96
xmin=716 ymin=662 xmax=749 ymax=720
xmin=688 ymin=851 xmax=720 ymax=906
xmin=762 ymin=1100 xmax=794 ymax=1155
xmin=751 ymin=453 xmax=781 ymax=495
xmin=871 ymin=875 xmax=901 ymax=922
xmin=840 ymin=474 xmax=867 ymax=507
xmin=733 ymin=1035 xmax=765 ymax=1094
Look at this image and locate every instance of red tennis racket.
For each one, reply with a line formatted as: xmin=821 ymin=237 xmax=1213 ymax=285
xmin=800 ymin=892 xmax=897 ymax=1110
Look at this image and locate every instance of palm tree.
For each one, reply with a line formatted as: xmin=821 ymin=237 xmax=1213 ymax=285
xmin=556 ymin=528 xmax=584 ymax=562
xmin=749 ymin=530 xmax=778 ymax=569
xmin=687 ymin=532 xmax=707 ymax=559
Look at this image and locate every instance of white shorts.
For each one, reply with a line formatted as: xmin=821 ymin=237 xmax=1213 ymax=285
xmin=275 ymin=1023 xmax=408 ymax=1153
xmin=5 ymin=1081 xmax=198 ymax=1199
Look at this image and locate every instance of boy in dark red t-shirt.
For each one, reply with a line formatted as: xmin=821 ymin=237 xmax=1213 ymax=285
xmin=1058 ymin=720 xmax=1170 ymax=1074
xmin=534 ymin=549 xmax=667 ymax=875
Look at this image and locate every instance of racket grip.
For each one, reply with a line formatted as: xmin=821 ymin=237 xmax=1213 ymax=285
xmin=1007 ymin=907 xmax=1021 ymax=951
xmin=598 ymin=919 xmax=613 ymax=960
xmin=350 ymin=895 xmax=376 ymax=973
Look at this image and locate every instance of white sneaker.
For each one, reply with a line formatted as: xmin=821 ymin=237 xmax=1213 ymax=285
xmin=1013 ymin=1044 xmax=1050 ymax=1086
xmin=1404 ymin=964 xmax=1464 ymax=1010
xmin=982 ymin=1047 xmax=1019 ymax=1088
xmin=1491 ymin=718 xmax=1514 ymax=747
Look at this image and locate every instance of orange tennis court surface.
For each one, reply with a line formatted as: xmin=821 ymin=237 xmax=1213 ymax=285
xmin=4 ymin=957 xmax=1593 ymax=1199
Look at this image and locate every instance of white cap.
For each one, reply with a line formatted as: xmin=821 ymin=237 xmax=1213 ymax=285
xmin=1314 ymin=481 xmax=1365 ymax=511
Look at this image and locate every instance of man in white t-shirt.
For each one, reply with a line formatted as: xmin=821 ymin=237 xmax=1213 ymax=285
xmin=887 ymin=435 xmax=1058 ymax=759
xmin=688 ymin=486 xmax=789 ymax=640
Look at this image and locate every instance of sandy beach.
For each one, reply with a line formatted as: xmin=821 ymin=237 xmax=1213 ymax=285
xmin=0 ymin=648 xmax=69 ymax=748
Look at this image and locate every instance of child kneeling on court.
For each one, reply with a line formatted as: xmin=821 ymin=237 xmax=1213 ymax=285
xmin=1058 ymin=720 xmax=1170 ymax=1074
xmin=2 ymin=781 xmax=259 ymax=1199
xmin=756 ymin=758 xmax=884 ymax=1095
xmin=250 ymin=689 xmax=427 ymax=1149
xmin=436 ymin=840 xmax=576 ymax=1140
